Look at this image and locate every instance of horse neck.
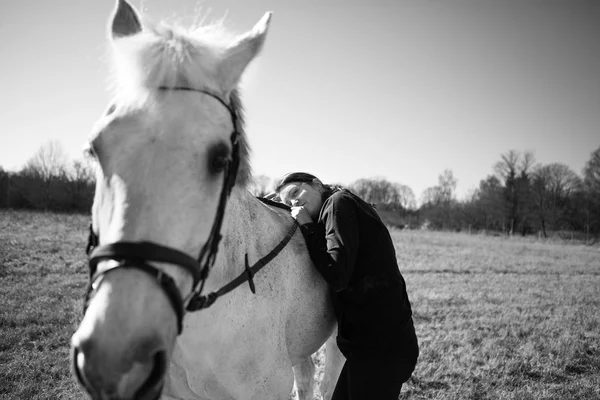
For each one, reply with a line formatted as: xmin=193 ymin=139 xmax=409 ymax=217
xmin=208 ymin=187 xmax=294 ymax=286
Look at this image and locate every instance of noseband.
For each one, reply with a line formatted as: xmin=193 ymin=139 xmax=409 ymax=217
xmin=83 ymin=86 xmax=296 ymax=334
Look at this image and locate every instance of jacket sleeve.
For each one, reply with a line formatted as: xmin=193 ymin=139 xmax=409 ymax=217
xmin=299 ymin=195 xmax=359 ymax=291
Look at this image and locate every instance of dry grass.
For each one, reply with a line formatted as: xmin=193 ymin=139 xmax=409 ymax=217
xmin=0 ymin=210 xmax=88 ymax=399
xmin=392 ymin=229 xmax=600 ymax=400
xmin=1 ymin=211 xmax=599 ymax=399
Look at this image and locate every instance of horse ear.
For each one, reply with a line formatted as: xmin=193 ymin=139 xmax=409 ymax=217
xmin=218 ymin=12 xmax=272 ymax=92
xmin=110 ymin=0 xmax=143 ymax=39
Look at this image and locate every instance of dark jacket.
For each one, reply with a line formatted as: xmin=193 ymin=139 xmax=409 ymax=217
xmin=299 ymin=189 xmax=417 ymax=359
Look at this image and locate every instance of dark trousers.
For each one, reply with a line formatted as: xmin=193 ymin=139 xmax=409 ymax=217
xmin=332 ymin=319 xmax=418 ymax=400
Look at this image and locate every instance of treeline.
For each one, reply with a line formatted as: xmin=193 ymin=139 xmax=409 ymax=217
xmin=0 ymin=141 xmax=95 ymax=212
xmin=419 ymin=149 xmax=600 ymax=239
xmin=3 ymin=141 xmax=600 ymax=240
xmin=251 ymin=147 xmax=600 ymax=239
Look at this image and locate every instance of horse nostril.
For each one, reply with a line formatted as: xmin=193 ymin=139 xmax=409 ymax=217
xmin=71 ymin=345 xmax=167 ymax=400
xmin=71 ymin=345 xmax=93 ymax=394
xmin=134 ymin=351 xmax=168 ymax=399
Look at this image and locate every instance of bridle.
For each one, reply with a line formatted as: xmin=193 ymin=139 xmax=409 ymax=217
xmin=83 ymin=86 xmax=297 ymax=334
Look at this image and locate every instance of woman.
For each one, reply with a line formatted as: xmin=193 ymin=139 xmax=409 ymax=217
xmin=275 ymin=172 xmax=418 ymax=400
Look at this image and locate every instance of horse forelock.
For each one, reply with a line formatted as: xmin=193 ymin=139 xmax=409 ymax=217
xmin=108 ymin=19 xmax=252 ymax=187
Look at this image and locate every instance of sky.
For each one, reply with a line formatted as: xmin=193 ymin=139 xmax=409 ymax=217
xmin=1 ymin=0 xmax=599 ymax=200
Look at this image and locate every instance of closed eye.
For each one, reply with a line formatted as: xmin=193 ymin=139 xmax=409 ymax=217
xmin=281 ymin=188 xmax=299 ymax=206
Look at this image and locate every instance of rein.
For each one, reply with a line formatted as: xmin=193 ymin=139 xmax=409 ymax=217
xmin=83 ymin=87 xmax=297 ymax=335
xmin=186 ymin=214 xmax=298 ymax=310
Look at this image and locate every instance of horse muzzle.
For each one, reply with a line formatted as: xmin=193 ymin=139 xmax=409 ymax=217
xmin=71 ymin=332 xmax=168 ymax=400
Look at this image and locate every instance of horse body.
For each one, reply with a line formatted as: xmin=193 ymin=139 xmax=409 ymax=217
xmin=163 ymin=190 xmax=336 ymax=399
xmin=71 ymin=1 xmax=343 ymax=399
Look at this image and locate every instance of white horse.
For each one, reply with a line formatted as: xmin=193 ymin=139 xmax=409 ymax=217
xmin=70 ymin=1 xmax=344 ymax=399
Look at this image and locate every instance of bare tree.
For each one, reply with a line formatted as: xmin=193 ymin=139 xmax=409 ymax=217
xmin=0 ymin=167 xmax=9 ymax=208
xmin=531 ymin=163 xmax=581 ymax=237
xmin=520 ymin=152 xmax=536 ymax=177
xmin=71 ymin=158 xmax=96 ymax=184
xmin=394 ymin=183 xmax=416 ymax=210
xmin=583 ymin=146 xmax=600 ymax=193
xmin=348 ymin=177 xmax=414 ymax=211
xmin=19 ymin=141 xmax=70 ymax=210
xmin=494 ymin=150 xmax=536 ymax=235
xmin=420 ymin=186 xmax=442 ymax=207
xmin=437 ymin=169 xmax=457 ymax=204
xmin=543 ymin=163 xmax=581 ymax=199
xmin=493 ymin=150 xmax=520 ymax=182
xmin=469 ymin=175 xmax=505 ymax=231
xmin=68 ymin=158 xmax=97 ymax=211
xmin=582 ymin=145 xmax=600 ymax=236
xmin=22 ymin=140 xmax=69 ymax=181
xmin=350 ymin=178 xmax=391 ymax=205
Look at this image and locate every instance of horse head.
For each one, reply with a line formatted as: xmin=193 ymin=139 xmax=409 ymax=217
xmin=71 ymin=1 xmax=271 ymax=398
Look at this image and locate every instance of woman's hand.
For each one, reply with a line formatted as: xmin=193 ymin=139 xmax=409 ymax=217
xmin=290 ymin=206 xmax=313 ymax=225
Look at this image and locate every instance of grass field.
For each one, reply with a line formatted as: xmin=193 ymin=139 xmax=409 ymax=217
xmin=1 ymin=210 xmax=599 ymax=400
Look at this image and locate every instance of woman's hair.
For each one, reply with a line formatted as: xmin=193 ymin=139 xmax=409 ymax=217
xmin=275 ymin=172 xmax=342 ymax=201
xmin=275 ymin=172 xmax=322 ymax=193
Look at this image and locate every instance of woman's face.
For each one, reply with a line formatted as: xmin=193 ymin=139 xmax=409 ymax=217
xmin=279 ymin=182 xmax=324 ymax=220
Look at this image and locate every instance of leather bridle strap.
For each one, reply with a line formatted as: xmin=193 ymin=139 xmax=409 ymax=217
xmin=83 ymin=86 xmax=300 ymax=338
xmin=89 ymin=242 xmax=203 ymax=283
xmin=83 ymin=86 xmax=239 ymax=335
xmin=86 ymin=246 xmax=189 ymax=334
xmin=187 ymin=220 xmax=298 ymax=310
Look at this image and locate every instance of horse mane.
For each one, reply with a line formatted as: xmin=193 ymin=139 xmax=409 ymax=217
xmin=256 ymin=197 xmax=291 ymax=212
xmin=108 ymin=19 xmax=252 ymax=187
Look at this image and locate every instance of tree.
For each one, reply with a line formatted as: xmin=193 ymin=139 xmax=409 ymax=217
xmin=465 ymin=175 xmax=505 ymax=232
xmin=345 ymin=178 xmax=415 ymax=228
xmin=581 ymin=146 xmax=600 ymax=236
xmin=0 ymin=166 xmax=10 ymax=208
xmin=68 ymin=158 xmax=96 ymax=211
xmin=394 ymin=183 xmax=416 ymax=211
xmin=348 ymin=177 xmax=412 ymax=210
xmin=494 ymin=150 xmax=536 ymax=235
xmin=437 ymin=169 xmax=457 ymax=204
xmin=583 ymin=146 xmax=600 ymax=193
xmin=420 ymin=186 xmax=441 ymax=207
xmin=418 ymin=170 xmax=460 ymax=230
xmin=22 ymin=140 xmax=69 ymax=181
xmin=18 ymin=141 xmax=70 ymax=210
xmin=531 ymin=163 xmax=581 ymax=236
xmin=419 ymin=169 xmax=462 ymax=230
xmin=437 ymin=169 xmax=458 ymax=229
xmin=71 ymin=159 xmax=96 ymax=184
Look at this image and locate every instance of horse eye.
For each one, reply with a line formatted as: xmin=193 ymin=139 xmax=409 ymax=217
xmin=105 ymin=103 xmax=117 ymax=116
xmin=84 ymin=144 xmax=97 ymax=160
xmin=210 ymin=152 xmax=230 ymax=175
xmin=208 ymin=143 xmax=231 ymax=175
xmin=213 ymin=156 xmax=228 ymax=172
